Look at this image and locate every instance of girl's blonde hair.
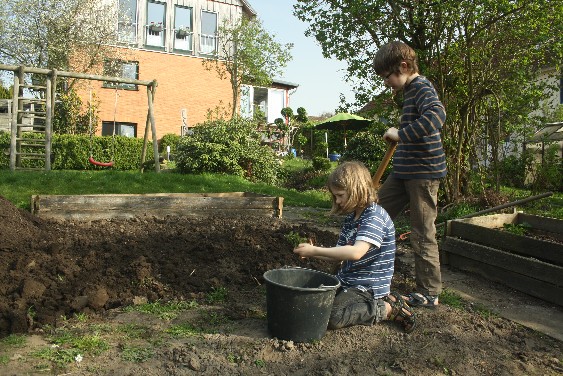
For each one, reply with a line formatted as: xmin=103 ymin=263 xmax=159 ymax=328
xmin=327 ymin=161 xmax=377 ymax=215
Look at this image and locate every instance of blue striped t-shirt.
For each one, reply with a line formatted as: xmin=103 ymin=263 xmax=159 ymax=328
xmin=335 ymin=203 xmax=395 ymax=298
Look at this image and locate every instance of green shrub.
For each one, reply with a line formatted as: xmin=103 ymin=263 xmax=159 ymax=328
xmin=496 ymin=152 xmax=532 ymax=188
xmin=341 ymin=124 xmax=390 ymax=173
xmin=312 ymin=156 xmax=331 ymax=172
xmin=0 ymin=132 xmax=154 ymax=171
xmin=175 ymin=117 xmax=280 ymax=185
xmin=159 ymin=133 xmax=181 ymax=159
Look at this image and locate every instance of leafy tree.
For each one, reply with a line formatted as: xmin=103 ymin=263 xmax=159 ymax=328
xmin=0 ymin=83 xmax=11 ymax=99
xmin=52 ymin=89 xmax=99 ymax=135
xmin=274 ymin=107 xmax=309 ymax=153
xmin=294 ymin=0 xmax=563 ymax=202
xmin=0 ymin=0 xmax=126 ymax=74
xmin=203 ymin=16 xmax=293 ymax=117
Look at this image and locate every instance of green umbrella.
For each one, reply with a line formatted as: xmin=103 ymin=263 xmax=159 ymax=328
xmin=315 ymin=112 xmax=372 ymax=148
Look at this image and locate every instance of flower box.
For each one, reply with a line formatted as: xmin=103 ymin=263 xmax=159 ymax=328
xmin=149 ymin=24 xmax=163 ymax=33
xmin=176 ymin=29 xmax=189 ymax=38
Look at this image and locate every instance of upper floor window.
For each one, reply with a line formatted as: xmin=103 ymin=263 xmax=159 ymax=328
xmin=200 ymin=11 xmax=217 ymax=55
xmin=174 ymin=6 xmax=193 ymax=52
xmin=146 ymin=1 xmax=166 ymax=48
xmin=103 ymin=59 xmax=139 ymax=90
xmin=118 ymin=0 xmax=137 ymax=44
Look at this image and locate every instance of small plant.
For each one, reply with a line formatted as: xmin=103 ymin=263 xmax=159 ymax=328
xmin=123 ymin=300 xmax=197 ymax=320
xmin=255 ymin=359 xmax=266 ymax=367
xmin=438 ymin=289 xmax=463 ymax=309
xmin=74 ymin=312 xmax=88 ymax=322
xmin=1 ymin=333 xmax=27 ymax=348
xmin=166 ymin=323 xmax=202 ymax=337
xmin=120 ymin=345 xmax=154 ymax=362
xmin=503 ymin=222 xmax=531 ymax=236
xmin=206 ymin=286 xmax=228 ymax=304
xmin=284 ymin=231 xmax=309 ymax=248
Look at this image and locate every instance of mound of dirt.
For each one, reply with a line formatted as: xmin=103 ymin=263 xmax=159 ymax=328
xmin=0 ymin=195 xmax=347 ymax=336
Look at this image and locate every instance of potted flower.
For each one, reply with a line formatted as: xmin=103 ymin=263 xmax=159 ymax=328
xmin=148 ymin=21 xmax=163 ymax=33
xmin=328 ymin=151 xmax=341 ymax=162
xmin=176 ymin=25 xmax=190 ymax=38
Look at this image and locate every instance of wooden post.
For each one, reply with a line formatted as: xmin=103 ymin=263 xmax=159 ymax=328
xmin=45 ymin=71 xmax=53 ymax=171
xmin=9 ymin=70 xmax=20 ymax=171
xmin=147 ymin=81 xmax=160 ymax=172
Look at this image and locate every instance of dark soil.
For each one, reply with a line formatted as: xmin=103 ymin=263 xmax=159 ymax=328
xmin=0 ymin=195 xmax=562 ymax=375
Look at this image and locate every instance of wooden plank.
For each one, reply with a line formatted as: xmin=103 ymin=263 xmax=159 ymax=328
xmin=447 ymin=213 xmax=518 ymax=231
xmin=446 ymin=252 xmax=563 ymax=306
xmin=31 ymin=193 xmax=284 ymax=220
xmin=441 ymin=237 xmax=563 ymax=286
xmin=518 ymin=213 xmax=563 ymax=235
xmin=448 ymin=221 xmax=563 ymax=266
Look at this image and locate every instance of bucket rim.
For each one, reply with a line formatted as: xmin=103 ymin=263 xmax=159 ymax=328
xmin=263 ymin=267 xmax=341 ymax=292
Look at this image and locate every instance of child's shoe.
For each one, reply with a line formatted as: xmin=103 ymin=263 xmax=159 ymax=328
xmin=404 ymin=292 xmax=439 ymax=308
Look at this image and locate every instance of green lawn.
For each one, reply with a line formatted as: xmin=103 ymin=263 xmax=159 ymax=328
xmin=0 ymin=170 xmax=331 ymax=210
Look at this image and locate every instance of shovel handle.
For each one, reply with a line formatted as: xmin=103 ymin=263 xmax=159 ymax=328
xmin=372 ymin=141 xmax=397 ymax=189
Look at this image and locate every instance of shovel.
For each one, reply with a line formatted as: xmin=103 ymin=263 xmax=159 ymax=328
xmin=372 ymin=141 xmax=397 ymax=189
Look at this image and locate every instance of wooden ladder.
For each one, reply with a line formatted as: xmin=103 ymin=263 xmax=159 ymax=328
xmin=10 ymin=69 xmax=53 ymax=171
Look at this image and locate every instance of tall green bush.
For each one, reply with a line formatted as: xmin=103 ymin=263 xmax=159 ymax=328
xmin=341 ymin=123 xmax=389 ymax=174
xmin=175 ymin=117 xmax=280 ymax=185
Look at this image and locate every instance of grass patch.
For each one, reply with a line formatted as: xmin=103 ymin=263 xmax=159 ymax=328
xmin=439 ymin=289 xmax=464 ymax=309
xmin=123 ymin=300 xmax=198 ymax=320
xmin=0 ymin=170 xmax=331 ymax=210
xmin=0 ymin=334 xmax=27 ymax=348
xmin=206 ymin=287 xmax=228 ymax=304
xmin=120 ymin=345 xmax=154 ymax=362
xmin=166 ymin=323 xmax=204 ymax=338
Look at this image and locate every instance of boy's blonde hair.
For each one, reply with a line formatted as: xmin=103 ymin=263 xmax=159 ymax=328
xmin=327 ymin=161 xmax=377 ymax=215
xmin=373 ymin=41 xmax=419 ymax=76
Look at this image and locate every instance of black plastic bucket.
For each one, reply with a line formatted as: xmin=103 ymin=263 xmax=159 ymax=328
xmin=263 ymin=267 xmax=340 ymax=342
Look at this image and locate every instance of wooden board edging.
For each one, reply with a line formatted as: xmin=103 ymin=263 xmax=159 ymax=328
xmin=32 ymin=193 xmax=284 ymax=221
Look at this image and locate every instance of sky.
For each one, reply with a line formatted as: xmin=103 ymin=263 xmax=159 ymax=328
xmin=250 ymin=1 xmax=355 ymax=117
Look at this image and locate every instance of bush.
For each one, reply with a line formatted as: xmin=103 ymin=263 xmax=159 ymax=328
xmin=312 ymin=156 xmax=331 ymax=172
xmin=159 ymin=133 xmax=181 ymax=160
xmin=0 ymin=132 xmax=154 ymax=170
xmin=341 ymin=125 xmax=389 ymax=173
xmin=175 ymin=117 xmax=280 ymax=185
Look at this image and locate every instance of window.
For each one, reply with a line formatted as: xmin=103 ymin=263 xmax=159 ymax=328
xmin=146 ymin=1 xmax=166 ymax=48
xmin=200 ymin=11 xmax=217 ymax=55
xmin=102 ymin=121 xmax=137 ymax=138
xmin=118 ymin=0 xmax=137 ymax=44
xmin=174 ymin=6 xmax=193 ymax=52
xmin=103 ymin=60 xmax=139 ymax=90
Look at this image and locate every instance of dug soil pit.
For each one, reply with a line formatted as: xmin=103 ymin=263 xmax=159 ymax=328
xmin=0 ymin=195 xmax=562 ymax=375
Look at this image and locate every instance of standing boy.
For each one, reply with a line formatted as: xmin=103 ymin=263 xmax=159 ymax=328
xmin=372 ymin=41 xmax=446 ymax=307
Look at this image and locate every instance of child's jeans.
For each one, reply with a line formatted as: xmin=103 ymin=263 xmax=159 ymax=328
xmin=328 ymin=287 xmax=387 ymax=329
xmin=377 ymin=175 xmax=442 ymax=297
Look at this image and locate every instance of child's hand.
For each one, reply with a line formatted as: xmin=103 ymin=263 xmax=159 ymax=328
xmin=293 ymin=242 xmax=315 ymax=258
xmin=383 ymin=127 xmax=399 ymax=142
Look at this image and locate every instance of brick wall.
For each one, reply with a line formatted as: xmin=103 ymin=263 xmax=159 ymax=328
xmin=80 ymin=49 xmax=232 ymax=139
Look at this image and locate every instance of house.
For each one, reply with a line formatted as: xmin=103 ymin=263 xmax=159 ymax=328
xmin=81 ymin=0 xmax=297 ymax=139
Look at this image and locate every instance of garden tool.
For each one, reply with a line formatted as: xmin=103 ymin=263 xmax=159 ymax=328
xmin=372 ymin=141 xmax=397 ymax=189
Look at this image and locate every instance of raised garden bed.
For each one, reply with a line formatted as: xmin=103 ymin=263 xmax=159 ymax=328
xmin=31 ymin=192 xmax=284 ymax=221
xmin=440 ymin=212 xmax=563 ymax=306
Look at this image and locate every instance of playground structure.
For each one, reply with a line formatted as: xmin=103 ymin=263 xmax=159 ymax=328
xmin=0 ymin=64 xmax=160 ymax=172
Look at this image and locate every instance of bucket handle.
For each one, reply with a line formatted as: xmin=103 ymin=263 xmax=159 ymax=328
xmin=318 ymin=283 xmax=339 ymax=289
